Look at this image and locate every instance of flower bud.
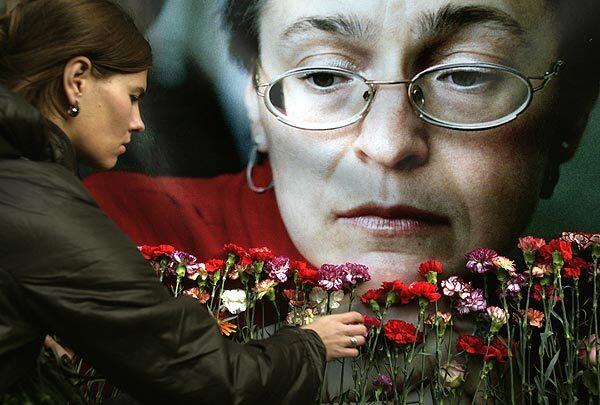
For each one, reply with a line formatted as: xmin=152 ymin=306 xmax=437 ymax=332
xmin=578 ymin=334 xmax=600 ymax=368
xmin=487 ymin=306 xmax=508 ymax=333
xmin=441 ymin=360 xmax=466 ymax=389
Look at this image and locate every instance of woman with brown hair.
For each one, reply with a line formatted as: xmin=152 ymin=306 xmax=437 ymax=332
xmin=0 ymin=0 xmax=366 ymax=403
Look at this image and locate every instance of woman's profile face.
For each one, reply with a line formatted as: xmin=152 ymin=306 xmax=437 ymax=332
xmin=248 ymin=0 xmax=559 ymax=289
xmin=70 ymin=70 xmax=147 ymax=169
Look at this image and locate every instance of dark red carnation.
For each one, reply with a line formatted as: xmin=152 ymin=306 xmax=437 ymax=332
xmin=205 ymin=259 xmax=226 ymax=273
xmin=361 ymin=289 xmax=386 ymax=304
xmin=409 ymin=281 xmax=441 ymax=302
xmin=364 ymin=315 xmax=382 ymax=329
xmin=530 ymin=283 xmax=544 ymax=301
xmin=480 ymin=338 xmax=509 ymax=364
xmin=223 ymin=243 xmax=247 ymax=258
xmin=531 ymin=283 xmax=560 ymax=302
xmin=562 ymin=266 xmax=581 ymax=279
xmin=418 ymin=259 xmax=443 ymax=276
xmin=380 ymin=281 xmax=395 ymax=292
xmin=282 ymin=289 xmax=305 ymax=306
xmin=456 ymin=335 xmax=485 ymax=354
xmin=562 ymin=257 xmax=588 ymax=279
xmin=138 ymin=244 xmax=175 ymax=260
xmin=384 ymin=320 xmax=422 ymax=345
xmin=249 ymin=247 xmax=274 ymax=262
xmin=293 ymin=261 xmax=320 ymax=285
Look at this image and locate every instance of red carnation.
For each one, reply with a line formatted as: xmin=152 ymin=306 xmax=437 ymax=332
xmin=539 ymin=238 xmax=573 ymax=263
xmin=283 ymin=289 xmax=305 ymax=307
xmin=384 ymin=320 xmax=422 ymax=345
xmin=239 ymin=255 xmax=253 ymax=267
xmin=456 ymin=335 xmax=484 ymax=354
xmin=294 ymin=261 xmax=320 ymax=285
xmin=364 ymin=315 xmax=382 ymax=329
xmin=361 ymin=289 xmax=385 ymax=304
xmin=418 ymin=259 xmax=443 ymax=276
xmin=392 ymin=280 xmax=415 ymax=305
xmin=480 ymin=338 xmax=509 ymax=364
xmin=205 ymin=259 xmax=226 ymax=273
xmin=249 ymin=247 xmax=274 ymax=262
xmin=380 ymin=281 xmax=394 ymax=292
xmin=409 ymin=281 xmax=441 ymax=302
xmin=138 ymin=244 xmax=175 ymax=260
xmin=223 ymin=243 xmax=247 ymax=258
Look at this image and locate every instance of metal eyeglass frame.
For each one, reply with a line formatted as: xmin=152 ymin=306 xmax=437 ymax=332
xmin=255 ymin=60 xmax=564 ymax=131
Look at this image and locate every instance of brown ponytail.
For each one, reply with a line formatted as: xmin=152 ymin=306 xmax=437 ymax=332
xmin=0 ymin=0 xmax=152 ymax=118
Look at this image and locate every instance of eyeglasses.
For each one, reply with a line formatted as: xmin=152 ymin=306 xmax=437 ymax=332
xmin=255 ymin=61 xmax=563 ymax=131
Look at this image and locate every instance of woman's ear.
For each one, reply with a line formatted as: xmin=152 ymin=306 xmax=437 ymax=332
xmin=62 ymin=56 xmax=93 ymax=108
xmin=244 ymin=75 xmax=269 ymax=153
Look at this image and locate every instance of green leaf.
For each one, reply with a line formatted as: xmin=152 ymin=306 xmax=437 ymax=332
xmin=582 ymin=370 xmax=599 ymax=395
xmin=543 ymin=349 xmax=561 ymax=383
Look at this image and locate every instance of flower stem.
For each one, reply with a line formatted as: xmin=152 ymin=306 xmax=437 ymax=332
xmin=501 ymin=291 xmax=516 ymax=404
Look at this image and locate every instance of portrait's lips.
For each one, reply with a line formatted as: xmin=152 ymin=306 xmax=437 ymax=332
xmin=336 ymin=204 xmax=450 ymax=237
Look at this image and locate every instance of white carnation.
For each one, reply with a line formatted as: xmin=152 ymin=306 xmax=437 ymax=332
xmin=221 ymin=289 xmax=247 ymax=314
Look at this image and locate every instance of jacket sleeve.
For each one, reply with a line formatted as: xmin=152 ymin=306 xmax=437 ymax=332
xmin=0 ymin=163 xmax=325 ymax=404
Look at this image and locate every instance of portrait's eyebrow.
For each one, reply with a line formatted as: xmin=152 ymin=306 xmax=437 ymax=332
xmin=281 ymin=14 xmax=377 ymax=42
xmin=416 ymin=4 xmax=526 ymax=43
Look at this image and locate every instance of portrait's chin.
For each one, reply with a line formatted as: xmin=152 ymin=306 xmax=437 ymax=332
xmin=353 ymin=251 xmax=430 ymax=289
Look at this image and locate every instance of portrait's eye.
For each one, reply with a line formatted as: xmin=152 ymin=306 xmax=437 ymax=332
xmin=448 ymin=71 xmax=480 ymax=86
xmin=436 ymin=69 xmax=501 ymax=90
xmin=300 ymin=71 xmax=351 ymax=90
xmin=312 ymin=72 xmax=336 ymax=87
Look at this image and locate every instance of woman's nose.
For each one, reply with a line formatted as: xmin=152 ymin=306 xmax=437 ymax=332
xmin=352 ymin=86 xmax=429 ymax=170
xmin=129 ymin=106 xmax=145 ymax=133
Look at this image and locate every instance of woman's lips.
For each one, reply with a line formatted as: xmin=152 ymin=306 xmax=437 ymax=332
xmin=336 ymin=204 xmax=450 ymax=236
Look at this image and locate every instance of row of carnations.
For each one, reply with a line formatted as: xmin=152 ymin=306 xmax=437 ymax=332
xmin=138 ymin=231 xmax=600 ymax=403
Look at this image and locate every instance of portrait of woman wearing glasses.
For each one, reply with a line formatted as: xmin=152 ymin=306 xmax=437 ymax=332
xmin=85 ymin=0 xmax=598 ymax=303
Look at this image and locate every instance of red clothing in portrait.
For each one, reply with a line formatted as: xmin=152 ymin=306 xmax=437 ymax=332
xmin=83 ymin=162 xmax=304 ymax=261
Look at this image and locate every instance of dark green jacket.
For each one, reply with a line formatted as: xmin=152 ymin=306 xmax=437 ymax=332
xmin=0 ymin=87 xmax=325 ymax=403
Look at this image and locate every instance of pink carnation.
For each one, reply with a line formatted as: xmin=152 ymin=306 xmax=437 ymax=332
xmin=517 ymin=236 xmax=546 ymax=253
xmin=266 ymin=256 xmax=291 ymax=283
xmin=466 ymin=248 xmax=498 ymax=274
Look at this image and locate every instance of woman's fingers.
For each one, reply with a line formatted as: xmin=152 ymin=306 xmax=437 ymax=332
xmin=301 ymin=311 xmax=368 ymax=360
xmin=333 ymin=311 xmax=364 ymax=324
xmin=335 ymin=348 xmax=360 ymax=358
xmin=344 ymin=323 xmax=367 ymax=338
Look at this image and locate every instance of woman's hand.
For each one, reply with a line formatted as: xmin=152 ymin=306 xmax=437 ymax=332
xmin=44 ymin=335 xmax=73 ymax=361
xmin=301 ymin=311 xmax=367 ymax=361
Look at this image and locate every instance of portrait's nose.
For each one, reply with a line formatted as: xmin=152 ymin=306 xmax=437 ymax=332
xmin=129 ymin=105 xmax=145 ymax=133
xmin=352 ymin=86 xmax=429 ymax=170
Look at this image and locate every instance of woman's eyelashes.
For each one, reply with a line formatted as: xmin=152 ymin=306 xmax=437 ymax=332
xmin=130 ymin=94 xmax=142 ymax=103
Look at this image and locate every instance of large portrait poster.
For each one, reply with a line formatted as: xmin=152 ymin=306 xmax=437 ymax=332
xmin=103 ymin=1 xmax=600 ymax=402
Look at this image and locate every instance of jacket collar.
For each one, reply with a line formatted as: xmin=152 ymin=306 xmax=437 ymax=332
xmin=0 ymin=86 xmax=77 ymax=173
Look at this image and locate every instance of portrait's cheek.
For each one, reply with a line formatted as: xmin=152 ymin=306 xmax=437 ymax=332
xmin=441 ymin=119 xmax=550 ymax=257
xmin=263 ymin=118 xmax=345 ymax=260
